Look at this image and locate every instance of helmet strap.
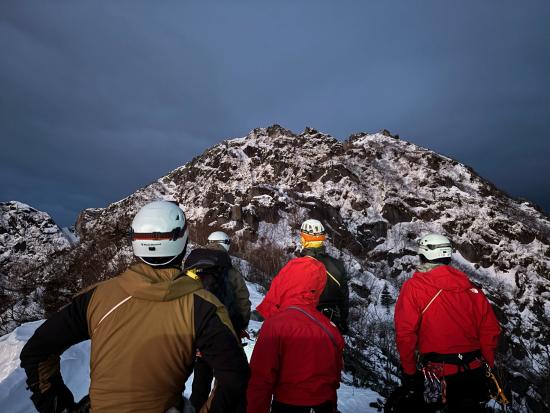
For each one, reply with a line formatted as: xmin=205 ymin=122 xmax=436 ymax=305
xmin=139 ymin=240 xmax=188 ymax=268
xmin=140 ymin=254 xmax=179 ymax=267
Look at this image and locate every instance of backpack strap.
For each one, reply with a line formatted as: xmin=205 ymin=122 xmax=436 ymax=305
xmin=326 ymin=270 xmax=341 ymax=287
xmin=303 ymin=255 xmax=341 ymax=288
xmin=422 ymin=289 xmax=443 ymax=315
xmin=287 ymin=306 xmax=338 ymax=351
xmin=286 ymin=306 xmax=342 ymax=380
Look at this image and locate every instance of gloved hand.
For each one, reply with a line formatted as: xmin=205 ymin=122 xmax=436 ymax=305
xmin=30 ymin=374 xmax=75 ymax=413
xmin=401 ymin=371 xmax=424 ymax=394
xmin=69 ymin=395 xmax=90 ymax=413
xmin=250 ymin=310 xmax=264 ymax=322
xmin=339 ymin=322 xmax=349 ymax=335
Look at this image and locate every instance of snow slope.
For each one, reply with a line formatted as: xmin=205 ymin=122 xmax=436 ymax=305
xmin=0 ymin=282 xmax=382 ymax=413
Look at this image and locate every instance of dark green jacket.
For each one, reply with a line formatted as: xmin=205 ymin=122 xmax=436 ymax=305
xmin=301 ymin=247 xmax=350 ymax=332
xmin=204 ymin=244 xmax=251 ymax=331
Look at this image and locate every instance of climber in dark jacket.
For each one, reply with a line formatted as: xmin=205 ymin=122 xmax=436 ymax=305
xmin=187 ymin=231 xmax=251 ymax=413
xmin=299 ymin=219 xmax=350 ymax=334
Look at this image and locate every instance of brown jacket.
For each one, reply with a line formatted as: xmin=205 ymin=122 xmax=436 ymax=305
xmin=21 ymin=263 xmax=249 ymax=413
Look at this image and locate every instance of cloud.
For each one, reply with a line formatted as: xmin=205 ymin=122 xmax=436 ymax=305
xmin=0 ymin=1 xmax=549 ymax=226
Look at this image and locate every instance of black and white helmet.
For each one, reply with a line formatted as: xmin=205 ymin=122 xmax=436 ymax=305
xmin=418 ymin=233 xmax=452 ymax=261
xmin=208 ymin=231 xmax=231 ymax=252
xmin=300 ymin=219 xmax=325 ymax=236
xmin=130 ymin=201 xmax=188 ymax=266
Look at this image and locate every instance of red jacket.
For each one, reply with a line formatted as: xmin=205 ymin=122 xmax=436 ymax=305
xmin=394 ymin=265 xmax=500 ymax=375
xmin=248 ymin=257 xmax=344 ymax=413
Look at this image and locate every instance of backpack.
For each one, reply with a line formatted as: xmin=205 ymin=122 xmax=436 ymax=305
xmin=183 ymin=248 xmax=238 ymax=326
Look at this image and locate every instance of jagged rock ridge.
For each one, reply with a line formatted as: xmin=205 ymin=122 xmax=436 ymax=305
xmin=2 ymin=126 xmax=549 ymax=412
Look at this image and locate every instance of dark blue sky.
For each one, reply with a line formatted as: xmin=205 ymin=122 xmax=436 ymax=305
xmin=1 ymin=1 xmax=549 ymax=227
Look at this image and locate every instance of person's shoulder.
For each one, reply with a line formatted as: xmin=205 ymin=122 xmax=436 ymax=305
xmin=205 ymin=244 xmax=232 ymax=261
xmin=314 ymin=251 xmax=337 ymax=265
xmin=316 ymin=309 xmax=341 ymax=330
xmin=193 ymin=287 xmax=225 ymax=308
xmin=266 ymin=308 xmax=306 ymax=330
xmin=89 ymin=269 xmax=128 ymax=294
xmin=228 ymin=265 xmax=241 ymax=277
xmin=443 ymin=265 xmax=480 ymax=288
xmin=323 ymin=253 xmax=345 ymax=270
xmin=257 ymin=312 xmax=287 ymax=337
xmin=309 ymin=309 xmax=345 ymax=347
xmin=278 ymin=307 xmax=329 ymax=330
xmin=400 ymin=273 xmax=420 ymax=291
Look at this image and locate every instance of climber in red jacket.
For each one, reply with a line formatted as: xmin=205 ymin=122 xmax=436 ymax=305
xmin=248 ymin=257 xmax=344 ymax=413
xmin=394 ymin=233 xmax=501 ymax=413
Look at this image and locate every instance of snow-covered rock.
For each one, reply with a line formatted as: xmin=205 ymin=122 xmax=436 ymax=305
xmin=1 ymin=125 xmax=549 ymax=411
xmin=0 ymin=201 xmax=71 ymax=270
xmin=0 ymin=201 xmax=73 ymax=334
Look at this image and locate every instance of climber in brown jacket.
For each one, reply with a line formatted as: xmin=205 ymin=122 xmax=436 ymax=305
xmin=20 ymin=201 xmax=249 ymax=413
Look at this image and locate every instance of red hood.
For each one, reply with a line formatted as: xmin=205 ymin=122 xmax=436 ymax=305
xmin=412 ymin=265 xmax=473 ymax=291
xmin=256 ymin=257 xmax=327 ymax=319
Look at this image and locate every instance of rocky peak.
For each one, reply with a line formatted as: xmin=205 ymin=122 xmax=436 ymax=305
xmin=1 ymin=126 xmax=549 ymax=411
xmin=0 ymin=201 xmax=71 ymax=272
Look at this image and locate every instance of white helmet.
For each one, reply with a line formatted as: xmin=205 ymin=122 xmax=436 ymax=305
xmin=418 ymin=233 xmax=452 ymax=261
xmin=300 ymin=219 xmax=325 ymax=236
xmin=130 ymin=201 xmax=188 ymax=266
xmin=208 ymin=231 xmax=231 ymax=251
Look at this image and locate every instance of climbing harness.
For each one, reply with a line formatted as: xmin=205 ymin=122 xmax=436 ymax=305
xmin=420 ymin=363 xmax=447 ymax=405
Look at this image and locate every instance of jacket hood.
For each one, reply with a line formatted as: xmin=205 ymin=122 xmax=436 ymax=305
xmin=183 ymin=247 xmax=232 ymax=272
xmin=118 ymin=263 xmax=202 ymax=301
xmin=256 ymin=257 xmax=326 ymax=319
xmin=412 ymin=265 xmax=473 ymax=292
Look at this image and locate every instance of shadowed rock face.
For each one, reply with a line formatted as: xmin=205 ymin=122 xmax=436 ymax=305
xmin=2 ymin=125 xmax=550 ymax=412
xmin=0 ymin=201 xmax=73 ymax=333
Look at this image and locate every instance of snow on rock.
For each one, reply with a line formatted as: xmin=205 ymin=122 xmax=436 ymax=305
xmin=0 ymin=202 xmax=74 ymax=334
xmin=0 ymin=201 xmax=72 ymax=271
xmin=1 ymin=125 xmax=549 ymax=411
